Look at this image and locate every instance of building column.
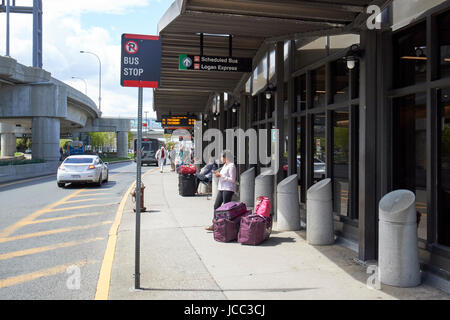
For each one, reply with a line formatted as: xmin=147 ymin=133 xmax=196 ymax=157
xmin=238 ymin=93 xmax=248 ymax=177
xmin=358 ymin=30 xmax=380 ymax=261
xmin=1 ymin=133 xmax=16 ymax=157
xmin=32 ymin=117 xmax=60 ymax=162
xmin=287 ymin=40 xmax=297 ymax=177
xmin=117 ymin=131 xmax=128 ymax=158
xmin=0 ymin=123 xmax=17 ymax=157
xmin=275 ymin=41 xmax=285 ymax=185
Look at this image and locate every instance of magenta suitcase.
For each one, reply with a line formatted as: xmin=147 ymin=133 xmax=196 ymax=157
xmin=214 ymin=201 xmax=248 ymax=221
xmin=238 ymin=214 xmax=272 ymax=245
xmin=213 ymin=218 xmax=238 ymax=243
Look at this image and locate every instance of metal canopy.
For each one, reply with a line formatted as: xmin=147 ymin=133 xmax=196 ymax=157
xmin=154 ymin=0 xmax=392 ymax=119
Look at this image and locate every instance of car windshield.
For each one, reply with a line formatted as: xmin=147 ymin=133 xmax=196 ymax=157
xmin=64 ymin=158 xmax=94 ymax=164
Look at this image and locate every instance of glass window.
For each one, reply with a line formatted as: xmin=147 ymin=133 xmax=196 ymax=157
xmin=311 ymin=66 xmax=326 ymax=108
xmin=268 ymin=96 xmax=275 ymax=119
xmin=295 ymin=75 xmax=306 ymax=113
xmin=438 ymin=10 xmax=450 ymax=79
xmin=439 ymin=88 xmax=450 ymax=246
xmin=393 ymin=21 xmax=427 ymax=88
xmin=332 ymin=59 xmax=350 ymax=104
xmin=333 ymin=111 xmax=350 ymax=217
xmin=252 ymin=54 xmax=268 ymax=95
xmin=64 ymin=158 xmax=94 ymax=164
xmin=269 ymin=49 xmax=276 ymax=81
xmin=260 ymin=95 xmax=266 ymax=121
xmin=252 ymin=96 xmax=258 ymax=123
xmin=313 ymin=113 xmax=327 ymax=184
xmin=393 ymin=93 xmax=427 ymax=241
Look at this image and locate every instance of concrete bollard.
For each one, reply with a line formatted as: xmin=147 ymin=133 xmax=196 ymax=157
xmin=211 ymin=174 xmax=219 ymax=202
xmin=277 ymin=175 xmax=301 ymax=231
xmin=379 ymin=190 xmax=421 ymax=287
xmin=255 ymin=170 xmax=274 ymax=217
xmin=240 ymin=167 xmax=255 ymax=208
xmin=306 ymin=178 xmax=334 ymax=245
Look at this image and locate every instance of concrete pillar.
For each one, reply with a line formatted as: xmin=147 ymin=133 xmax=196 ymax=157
xmin=240 ymin=167 xmax=255 ymax=208
xmin=255 ymin=170 xmax=274 ymax=217
xmin=379 ymin=190 xmax=421 ymax=287
xmin=277 ymin=174 xmax=301 ymax=231
xmin=306 ymin=178 xmax=334 ymax=245
xmin=32 ymin=117 xmax=60 ymax=162
xmin=212 ymin=174 xmax=219 ymax=202
xmin=1 ymin=133 xmax=16 ymax=157
xmin=117 ymin=131 xmax=128 ymax=158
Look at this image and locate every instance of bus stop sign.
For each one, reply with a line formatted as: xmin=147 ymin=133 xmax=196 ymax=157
xmin=121 ymin=34 xmax=161 ymax=88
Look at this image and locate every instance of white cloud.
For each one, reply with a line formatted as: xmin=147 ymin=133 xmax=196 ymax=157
xmin=0 ymin=0 xmax=157 ymax=119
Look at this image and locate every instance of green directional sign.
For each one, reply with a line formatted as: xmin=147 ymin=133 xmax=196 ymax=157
xmin=179 ymin=54 xmax=193 ymax=70
xmin=178 ymin=54 xmax=252 ymax=72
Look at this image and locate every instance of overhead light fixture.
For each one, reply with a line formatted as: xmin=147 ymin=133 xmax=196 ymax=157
xmin=265 ymin=83 xmax=276 ymax=100
xmin=344 ymin=44 xmax=363 ymax=70
xmin=231 ymin=102 xmax=240 ymax=113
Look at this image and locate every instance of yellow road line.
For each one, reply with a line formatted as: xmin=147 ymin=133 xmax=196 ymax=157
xmin=0 ymin=237 xmax=104 ymax=261
xmin=0 ymin=260 xmax=96 ymax=289
xmin=95 ymin=167 xmax=157 ymax=300
xmin=0 ymin=188 xmax=86 ymax=239
xmin=72 ymin=193 xmax=112 ymax=198
xmin=45 ymin=202 xmax=118 ymax=213
xmin=0 ymin=174 xmax=55 ymax=189
xmin=0 ymin=221 xmax=112 ymax=244
xmin=27 ymin=212 xmax=105 ymax=225
xmin=62 ymin=198 xmax=115 ymax=205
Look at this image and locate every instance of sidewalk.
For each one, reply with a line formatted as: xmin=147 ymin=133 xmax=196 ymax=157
xmin=108 ymin=168 xmax=450 ymax=300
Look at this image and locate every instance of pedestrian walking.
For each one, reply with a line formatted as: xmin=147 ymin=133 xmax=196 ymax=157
xmin=155 ymin=146 xmax=166 ymax=173
xmin=169 ymin=147 xmax=176 ymax=172
xmin=205 ymin=150 xmax=236 ymax=231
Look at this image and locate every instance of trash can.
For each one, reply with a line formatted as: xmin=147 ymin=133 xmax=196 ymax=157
xmin=240 ymin=167 xmax=255 ymax=208
xmin=255 ymin=170 xmax=274 ymax=217
xmin=277 ymin=175 xmax=301 ymax=231
xmin=306 ymin=178 xmax=334 ymax=245
xmin=379 ymin=190 xmax=421 ymax=287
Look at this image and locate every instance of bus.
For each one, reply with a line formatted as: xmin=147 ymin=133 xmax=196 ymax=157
xmin=134 ymin=138 xmax=165 ymax=166
xmin=62 ymin=140 xmax=84 ymax=157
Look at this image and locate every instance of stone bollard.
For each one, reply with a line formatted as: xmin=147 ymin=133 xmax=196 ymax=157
xmin=240 ymin=167 xmax=256 ymax=208
xmin=379 ymin=190 xmax=421 ymax=287
xmin=254 ymin=170 xmax=274 ymax=217
xmin=306 ymin=178 xmax=334 ymax=245
xmin=211 ymin=174 xmax=219 ymax=201
xmin=277 ymin=175 xmax=301 ymax=231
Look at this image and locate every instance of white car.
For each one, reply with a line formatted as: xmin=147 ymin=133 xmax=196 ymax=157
xmin=57 ymin=155 xmax=109 ymax=188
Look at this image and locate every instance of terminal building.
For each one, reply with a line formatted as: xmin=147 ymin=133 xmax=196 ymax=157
xmin=154 ymin=0 xmax=450 ymax=282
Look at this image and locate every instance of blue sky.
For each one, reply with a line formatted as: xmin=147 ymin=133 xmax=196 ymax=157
xmin=0 ymin=0 xmax=174 ymax=119
xmin=80 ymin=2 xmax=171 ymax=43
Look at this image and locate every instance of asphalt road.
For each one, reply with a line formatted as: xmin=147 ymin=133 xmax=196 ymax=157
xmin=0 ymin=161 xmax=153 ymax=300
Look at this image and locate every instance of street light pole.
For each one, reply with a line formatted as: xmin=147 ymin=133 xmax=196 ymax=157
xmin=71 ymin=76 xmax=88 ymax=95
xmin=80 ymin=50 xmax=102 ymax=111
xmin=6 ymin=0 xmax=10 ymax=57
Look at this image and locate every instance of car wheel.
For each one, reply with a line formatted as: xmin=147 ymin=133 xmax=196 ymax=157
xmin=57 ymin=182 xmax=65 ymax=188
xmin=96 ymin=174 xmax=102 ymax=187
xmin=104 ymin=171 xmax=109 ymax=183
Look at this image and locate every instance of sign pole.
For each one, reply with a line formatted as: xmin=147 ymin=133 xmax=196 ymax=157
xmin=135 ymin=86 xmax=143 ymax=289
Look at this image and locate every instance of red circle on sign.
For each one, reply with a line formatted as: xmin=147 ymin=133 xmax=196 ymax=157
xmin=125 ymin=41 xmax=139 ymax=54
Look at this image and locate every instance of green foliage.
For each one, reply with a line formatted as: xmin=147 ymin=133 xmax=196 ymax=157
xmin=88 ymin=132 xmax=115 ymax=149
xmin=16 ymin=138 xmax=31 ymax=151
